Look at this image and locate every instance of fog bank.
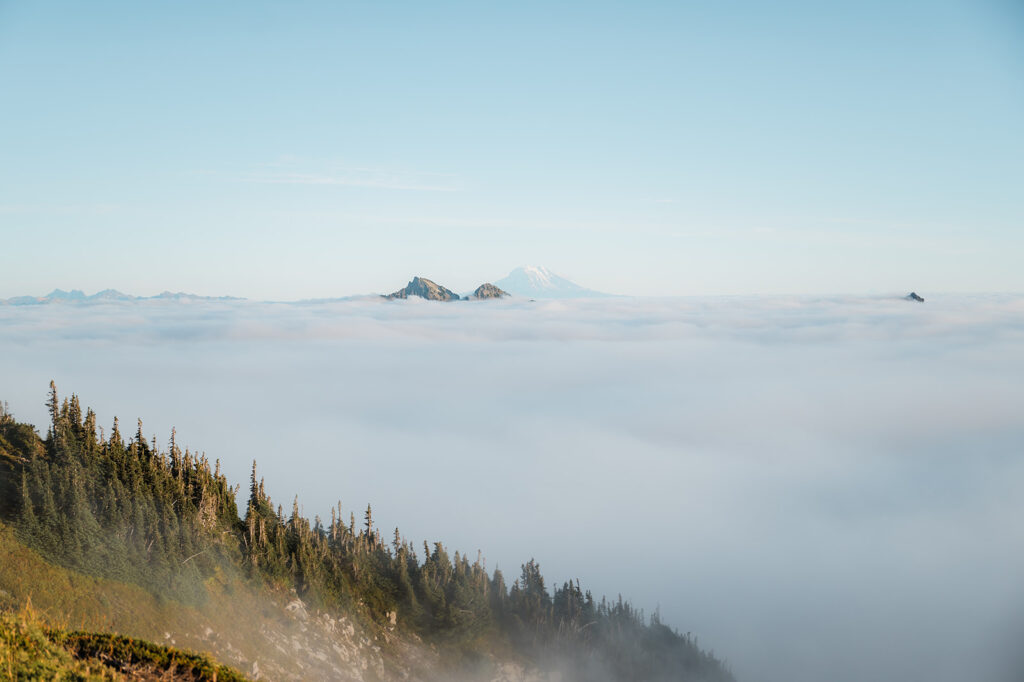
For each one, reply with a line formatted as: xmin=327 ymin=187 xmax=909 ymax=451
xmin=2 ymin=294 xmax=1022 ymax=682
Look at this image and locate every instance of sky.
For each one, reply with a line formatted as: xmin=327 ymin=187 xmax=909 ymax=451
xmin=1 ymin=0 xmax=1023 ymax=299
xmin=2 ymin=293 xmax=1023 ymax=682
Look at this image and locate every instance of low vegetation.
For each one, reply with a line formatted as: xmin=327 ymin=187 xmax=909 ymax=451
xmin=0 ymin=603 xmax=245 ymax=681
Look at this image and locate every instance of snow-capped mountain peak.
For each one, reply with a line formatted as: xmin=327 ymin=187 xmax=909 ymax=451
xmin=493 ymin=266 xmax=607 ymax=299
xmin=520 ymin=265 xmax=554 ymax=288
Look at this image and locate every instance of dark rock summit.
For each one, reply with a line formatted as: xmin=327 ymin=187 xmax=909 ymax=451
xmin=471 ymin=283 xmax=509 ymax=299
xmin=905 ymin=292 xmax=925 ymax=302
xmin=385 ymin=277 xmax=461 ymax=301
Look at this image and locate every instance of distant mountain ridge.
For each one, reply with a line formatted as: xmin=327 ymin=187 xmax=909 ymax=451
xmin=493 ymin=266 xmax=607 ymax=299
xmin=1 ymin=289 xmax=244 ymax=306
xmin=3 ymin=267 xmax=604 ymax=305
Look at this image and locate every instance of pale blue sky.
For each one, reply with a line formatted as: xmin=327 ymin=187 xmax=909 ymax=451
xmin=1 ymin=0 xmax=1022 ymax=298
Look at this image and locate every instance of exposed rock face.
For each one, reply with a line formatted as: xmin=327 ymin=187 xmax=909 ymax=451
xmin=471 ymin=283 xmax=509 ymax=299
xmin=905 ymin=292 xmax=925 ymax=302
xmin=152 ymin=592 xmax=387 ymax=682
xmin=385 ymin=277 xmax=461 ymax=301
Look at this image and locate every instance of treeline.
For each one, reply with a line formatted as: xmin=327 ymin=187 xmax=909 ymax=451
xmin=3 ymin=386 xmax=239 ymax=603
xmin=0 ymin=385 xmax=734 ymax=681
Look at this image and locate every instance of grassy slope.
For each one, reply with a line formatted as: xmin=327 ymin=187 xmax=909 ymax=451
xmin=0 ymin=522 xmax=410 ymax=681
xmin=0 ymin=521 xmax=364 ymax=680
xmin=0 ymin=604 xmax=246 ymax=681
xmin=0 ymin=607 xmax=117 ymax=682
xmin=0 ymin=520 xmax=236 ymax=648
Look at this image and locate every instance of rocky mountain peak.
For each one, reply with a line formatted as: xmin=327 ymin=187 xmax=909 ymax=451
xmin=45 ymin=288 xmax=87 ymax=300
xmin=385 ymin=276 xmax=461 ymax=301
xmin=905 ymin=292 xmax=925 ymax=302
xmin=471 ymin=283 xmax=509 ymax=299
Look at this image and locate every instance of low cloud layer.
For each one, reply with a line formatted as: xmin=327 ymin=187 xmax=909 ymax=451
xmin=2 ymin=294 xmax=1022 ymax=682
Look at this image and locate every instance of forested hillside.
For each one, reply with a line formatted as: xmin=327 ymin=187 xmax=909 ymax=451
xmin=0 ymin=384 xmax=734 ymax=681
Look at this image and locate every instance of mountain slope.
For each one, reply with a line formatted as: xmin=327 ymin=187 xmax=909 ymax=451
xmin=0 ymin=386 xmax=735 ymax=682
xmin=493 ymin=266 xmax=607 ymax=299
xmin=0 ymin=522 xmax=390 ymax=681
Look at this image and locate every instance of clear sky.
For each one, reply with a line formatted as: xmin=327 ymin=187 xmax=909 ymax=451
xmin=1 ymin=0 xmax=1022 ymax=299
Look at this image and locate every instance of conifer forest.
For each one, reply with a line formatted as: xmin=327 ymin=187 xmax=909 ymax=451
xmin=0 ymin=383 xmax=734 ymax=681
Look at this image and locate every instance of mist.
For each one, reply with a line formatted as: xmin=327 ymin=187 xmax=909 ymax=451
xmin=2 ymin=293 xmax=1022 ymax=682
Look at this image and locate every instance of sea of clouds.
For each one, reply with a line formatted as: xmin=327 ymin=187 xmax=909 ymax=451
xmin=2 ymin=293 xmax=1023 ymax=682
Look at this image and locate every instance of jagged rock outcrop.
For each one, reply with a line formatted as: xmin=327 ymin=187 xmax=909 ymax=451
xmin=471 ymin=283 xmax=509 ymax=299
xmin=385 ymin=277 xmax=461 ymax=301
xmin=905 ymin=292 xmax=925 ymax=302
